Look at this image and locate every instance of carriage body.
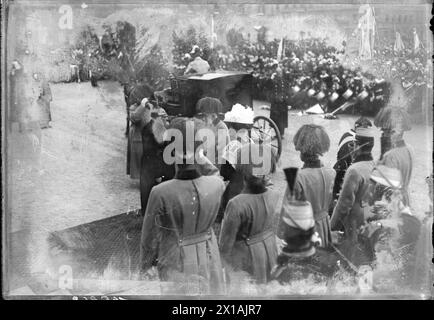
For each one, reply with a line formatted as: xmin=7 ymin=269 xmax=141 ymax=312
xmin=152 ymin=71 xmax=282 ymax=158
xmin=160 ymin=71 xmax=254 ymax=117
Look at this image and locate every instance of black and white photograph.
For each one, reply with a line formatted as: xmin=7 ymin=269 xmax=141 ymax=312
xmin=1 ymin=0 xmax=433 ymax=300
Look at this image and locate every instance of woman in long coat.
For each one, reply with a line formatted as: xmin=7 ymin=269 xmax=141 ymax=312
xmin=139 ymin=104 xmax=174 ymax=213
xmin=140 ymin=118 xmax=225 ymax=295
xmin=219 ymin=143 xmax=278 ymax=284
xmin=128 ymin=99 xmax=148 ymax=179
xmin=126 ymin=83 xmax=154 ymax=175
xmin=290 ymin=124 xmax=335 ymax=248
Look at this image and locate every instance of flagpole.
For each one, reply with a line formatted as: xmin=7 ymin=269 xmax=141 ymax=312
xmin=211 ymin=14 xmax=214 ymax=49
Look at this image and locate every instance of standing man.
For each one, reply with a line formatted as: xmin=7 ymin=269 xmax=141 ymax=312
xmin=332 ymin=117 xmax=373 ymax=202
xmin=34 ymin=73 xmax=53 ymax=129
xmin=140 ymin=117 xmax=225 ymax=294
xmin=378 ymin=120 xmax=413 ymax=207
xmin=268 ymin=66 xmax=290 ymax=138
xmin=194 ymin=97 xmax=230 ymax=168
xmin=219 ymin=143 xmax=278 ymax=284
xmin=184 ymin=45 xmax=210 ymax=75
xmin=331 ymin=126 xmax=376 ymax=261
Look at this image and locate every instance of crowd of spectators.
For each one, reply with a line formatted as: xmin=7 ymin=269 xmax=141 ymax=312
xmin=203 ymin=38 xmax=391 ymax=115
xmin=186 ymin=34 xmax=429 ymax=115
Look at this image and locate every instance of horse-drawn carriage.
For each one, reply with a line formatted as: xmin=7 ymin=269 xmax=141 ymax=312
xmin=153 ymin=71 xmax=283 ymax=158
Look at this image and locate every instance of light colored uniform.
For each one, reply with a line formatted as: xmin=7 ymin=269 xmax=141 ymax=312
xmin=185 ymin=57 xmax=210 ymax=74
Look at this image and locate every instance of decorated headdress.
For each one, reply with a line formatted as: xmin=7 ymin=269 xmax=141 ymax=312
xmin=293 ymin=124 xmax=330 ymax=156
xmin=374 ymin=105 xmax=412 ymax=132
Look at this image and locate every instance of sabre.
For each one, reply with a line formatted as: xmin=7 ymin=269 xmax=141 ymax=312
xmin=329 ymin=100 xmax=356 ymax=116
xmin=330 ymin=243 xmax=359 ymax=273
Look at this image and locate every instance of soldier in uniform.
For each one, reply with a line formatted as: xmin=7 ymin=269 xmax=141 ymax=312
xmin=331 ymin=126 xmax=376 ymax=262
xmin=140 ymin=117 xmax=225 ymax=294
xmin=332 ymin=117 xmax=373 ymax=203
xmin=184 ymin=46 xmax=210 ymax=75
xmin=219 ymin=143 xmax=278 ymax=284
xmin=378 ymin=117 xmax=413 ymax=207
xmin=268 ymin=66 xmax=290 ymax=137
xmin=290 ymin=124 xmax=335 ymax=248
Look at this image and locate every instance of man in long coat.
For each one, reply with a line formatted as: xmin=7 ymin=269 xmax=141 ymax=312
xmin=140 ymin=118 xmax=225 ymax=295
xmin=125 ymin=83 xmax=154 ymax=175
xmin=332 ymin=117 xmax=373 ymax=202
xmin=219 ymin=143 xmax=278 ymax=284
xmin=35 ymin=74 xmax=53 ymax=129
xmin=378 ymin=123 xmax=413 ymax=207
xmin=331 ymin=126 xmax=376 ymax=261
xmin=268 ymin=66 xmax=290 ymax=137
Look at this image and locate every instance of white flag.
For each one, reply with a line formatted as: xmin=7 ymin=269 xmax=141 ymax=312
xmin=277 ymin=38 xmax=284 ymax=61
xmin=394 ymin=32 xmax=405 ymax=52
xmin=414 ymin=29 xmax=421 ymax=53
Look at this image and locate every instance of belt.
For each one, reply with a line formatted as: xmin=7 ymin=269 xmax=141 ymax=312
xmin=314 ymin=211 xmax=329 ymax=221
xmin=245 ymin=229 xmax=274 ymax=246
xmin=178 ymin=229 xmax=212 ymax=247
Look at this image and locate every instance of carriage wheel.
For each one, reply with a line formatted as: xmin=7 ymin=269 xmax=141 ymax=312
xmin=251 ymin=116 xmax=282 ymax=159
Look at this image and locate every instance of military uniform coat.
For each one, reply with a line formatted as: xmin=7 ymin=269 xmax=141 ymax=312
xmin=140 ymin=119 xmax=175 ymax=212
xmin=219 ymin=189 xmax=279 ymax=283
xmin=331 ymin=154 xmax=375 ymax=242
xmin=185 ymin=57 xmax=210 ymax=74
xmin=140 ymin=170 xmax=226 ymax=294
xmin=268 ymin=74 xmax=290 ymax=135
xmin=379 ymin=140 xmax=413 ymax=206
xmin=333 ymin=130 xmax=356 ymax=201
xmin=290 ymin=163 xmax=336 ymax=248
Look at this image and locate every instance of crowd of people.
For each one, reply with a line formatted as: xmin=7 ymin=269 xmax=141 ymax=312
xmin=127 ymin=92 xmax=424 ymax=294
xmin=174 ymin=34 xmax=431 ymax=124
xmin=185 ymin=38 xmax=393 ymax=118
xmin=9 ymin=60 xmax=53 ymax=132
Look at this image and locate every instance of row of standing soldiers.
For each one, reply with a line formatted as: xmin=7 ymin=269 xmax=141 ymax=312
xmin=266 ymin=66 xmax=390 ymax=137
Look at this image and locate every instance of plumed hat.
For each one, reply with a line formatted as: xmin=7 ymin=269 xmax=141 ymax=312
xmin=374 ymin=105 xmax=412 ymax=131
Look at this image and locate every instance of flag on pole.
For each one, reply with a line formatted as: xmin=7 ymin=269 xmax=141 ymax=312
xmin=277 ymin=37 xmax=284 ymax=61
xmin=413 ymin=28 xmax=421 ymax=53
xmin=357 ymin=4 xmax=376 ymax=59
xmin=394 ymin=31 xmax=405 ymax=52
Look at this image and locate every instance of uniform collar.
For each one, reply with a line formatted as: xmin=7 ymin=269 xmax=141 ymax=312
xmin=302 ymin=159 xmax=322 ymax=168
xmin=212 ymin=118 xmax=221 ymax=126
xmin=394 ymin=140 xmax=406 ymax=148
xmin=353 ymin=153 xmax=373 ymax=163
xmin=175 ymin=167 xmax=202 ymax=180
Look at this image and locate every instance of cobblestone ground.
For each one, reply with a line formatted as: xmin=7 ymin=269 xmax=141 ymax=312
xmin=6 ymin=81 xmax=432 ymax=295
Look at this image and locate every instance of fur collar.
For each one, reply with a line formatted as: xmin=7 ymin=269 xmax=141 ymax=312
xmin=175 ymin=167 xmax=202 ymax=180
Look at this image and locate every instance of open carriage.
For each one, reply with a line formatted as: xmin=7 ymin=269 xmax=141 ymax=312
xmin=153 ymin=71 xmax=283 ymax=158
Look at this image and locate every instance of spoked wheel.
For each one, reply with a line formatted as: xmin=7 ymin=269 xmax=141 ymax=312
xmin=251 ymin=116 xmax=282 ymax=159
